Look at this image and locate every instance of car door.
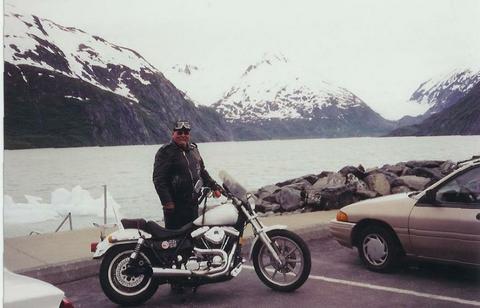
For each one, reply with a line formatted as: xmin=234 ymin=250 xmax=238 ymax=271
xmin=408 ymin=165 xmax=480 ymax=265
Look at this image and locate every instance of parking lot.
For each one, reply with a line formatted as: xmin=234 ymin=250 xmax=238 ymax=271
xmin=58 ymin=235 xmax=480 ymax=307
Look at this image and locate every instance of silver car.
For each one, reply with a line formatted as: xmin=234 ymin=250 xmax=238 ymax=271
xmin=329 ymin=159 xmax=480 ymax=272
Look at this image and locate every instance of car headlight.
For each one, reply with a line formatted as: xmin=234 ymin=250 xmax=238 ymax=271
xmin=336 ymin=210 xmax=349 ymax=222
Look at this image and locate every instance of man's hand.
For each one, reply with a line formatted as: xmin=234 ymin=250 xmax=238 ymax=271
xmin=163 ymin=202 xmax=175 ymax=213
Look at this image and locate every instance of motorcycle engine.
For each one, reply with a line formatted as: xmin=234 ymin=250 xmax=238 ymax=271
xmin=186 ymin=226 xmax=240 ymax=272
xmin=204 ymin=227 xmax=226 ymax=245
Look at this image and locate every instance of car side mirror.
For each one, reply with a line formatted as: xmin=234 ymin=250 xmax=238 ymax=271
xmin=421 ymin=189 xmax=438 ymax=204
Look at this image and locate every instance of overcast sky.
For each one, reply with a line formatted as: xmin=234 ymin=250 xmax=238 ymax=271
xmin=6 ymin=0 xmax=480 ymax=120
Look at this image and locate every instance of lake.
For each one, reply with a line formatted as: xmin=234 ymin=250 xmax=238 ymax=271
xmin=3 ymin=135 xmax=479 ymax=237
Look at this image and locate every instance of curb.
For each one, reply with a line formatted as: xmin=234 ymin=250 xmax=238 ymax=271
xmin=21 ymin=223 xmax=331 ymax=285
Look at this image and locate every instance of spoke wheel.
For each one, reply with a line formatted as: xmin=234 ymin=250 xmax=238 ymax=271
xmin=100 ymin=244 xmax=158 ymax=306
xmin=252 ymin=229 xmax=311 ymax=292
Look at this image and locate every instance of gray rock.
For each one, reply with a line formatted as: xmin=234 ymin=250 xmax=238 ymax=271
xmin=300 ymin=174 xmax=319 ymax=185
xmin=275 ymin=187 xmax=302 ymax=212
xmin=405 ymin=160 xmax=444 ymax=169
xmin=410 ymin=167 xmax=443 ymax=180
xmin=312 ymin=172 xmax=346 ymax=190
xmin=355 ymin=188 xmax=378 ymax=199
xmin=364 ymin=173 xmax=391 ymax=195
xmin=440 ymin=160 xmax=457 ymax=175
xmin=346 ymin=173 xmax=368 ymax=190
xmin=255 ymin=200 xmax=281 ymax=213
xmin=257 ymin=185 xmax=280 ymax=199
xmin=381 ymin=164 xmax=404 ymax=176
xmin=285 ymin=181 xmax=311 ymax=191
xmin=339 ymin=165 xmax=366 ymax=179
xmin=391 ymin=186 xmax=411 ymax=194
xmin=315 ymin=186 xmax=358 ymax=210
xmin=392 ymin=176 xmax=430 ymax=191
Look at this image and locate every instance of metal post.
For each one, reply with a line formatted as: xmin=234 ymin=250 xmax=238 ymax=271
xmin=104 ymin=185 xmax=107 ymax=224
xmin=69 ymin=213 xmax=73 ymax=230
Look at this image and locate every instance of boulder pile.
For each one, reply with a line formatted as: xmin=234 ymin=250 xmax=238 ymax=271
xmin=253 ymin=159 xmax=467 ymax=214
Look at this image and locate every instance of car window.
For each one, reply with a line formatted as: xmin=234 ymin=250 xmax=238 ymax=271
xmin=436 ymin=166 xmax=480 ymax=206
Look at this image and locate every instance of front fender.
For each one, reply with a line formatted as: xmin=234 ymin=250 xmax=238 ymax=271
xmin=248 ymin=225 xmax=287 ymax=260
xmin=93 ymin=229 xmax=152 ymax=259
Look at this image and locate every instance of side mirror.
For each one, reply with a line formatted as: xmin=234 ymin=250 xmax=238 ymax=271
xmin=421 ymin=189 xmax=438 ymax=204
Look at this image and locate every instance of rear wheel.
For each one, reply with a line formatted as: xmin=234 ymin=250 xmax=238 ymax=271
xmin=99 ymin=244 xmax=158 ymax=306
xmin=252 ymin=229 xmax=311 ymax=292
xmin=357 ymin=225 xmax=401 ymax=272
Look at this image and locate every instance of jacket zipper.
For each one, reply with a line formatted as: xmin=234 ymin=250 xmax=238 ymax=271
xmin=182 ymin=151 xmax=195 ymax=189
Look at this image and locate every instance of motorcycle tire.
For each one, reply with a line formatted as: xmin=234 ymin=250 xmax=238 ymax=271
xmin=99 ymin=244 xmax=159 ymax=306
xmin=252 ymin=229 xmax=311 ymax=292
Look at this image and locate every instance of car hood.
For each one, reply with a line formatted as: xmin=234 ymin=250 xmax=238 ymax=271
xmin=4 ymin=269 xmax=64 ymax=308
xmin=341 ymin=192 xmax=417 ymax=224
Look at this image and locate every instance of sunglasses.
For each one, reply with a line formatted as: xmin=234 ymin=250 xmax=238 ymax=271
xmin=174 ymin=121 xmax=191 ymax=130
xmin=175 ymin=130 xmax=190 ymax=136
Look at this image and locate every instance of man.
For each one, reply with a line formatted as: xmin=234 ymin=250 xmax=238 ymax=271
xmin=153 ymin=120 xmax=220 ymax=229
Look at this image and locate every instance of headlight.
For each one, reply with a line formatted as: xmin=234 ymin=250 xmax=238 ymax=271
xmin=336 ymin=210 xmax=349 ymax=222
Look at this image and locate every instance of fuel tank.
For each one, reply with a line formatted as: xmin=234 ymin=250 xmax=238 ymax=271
xmin=193 ymin=203 xmax=238 ymax=226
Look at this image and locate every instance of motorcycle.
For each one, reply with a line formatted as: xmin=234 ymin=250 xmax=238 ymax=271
xmin=92 ymin=171 xmax=311 ymax=306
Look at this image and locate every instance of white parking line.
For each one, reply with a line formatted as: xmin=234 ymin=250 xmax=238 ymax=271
xmin=243 ymin=265 xmax=480 ymax=306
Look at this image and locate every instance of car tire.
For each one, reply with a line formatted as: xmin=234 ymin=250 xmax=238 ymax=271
xmin=357 ymin=225 xmax=401 ymax=273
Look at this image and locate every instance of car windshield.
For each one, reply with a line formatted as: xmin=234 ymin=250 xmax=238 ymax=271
xmin=219 ymin=170 xmax=248 ymax=203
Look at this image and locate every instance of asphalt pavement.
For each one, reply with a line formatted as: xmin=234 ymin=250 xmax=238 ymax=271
xmin=58 ymin=236 xmax=480 ymax=308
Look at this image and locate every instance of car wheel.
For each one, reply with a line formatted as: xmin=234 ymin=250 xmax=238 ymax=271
xmin=357 ymin=225 xmax=401 ymax=272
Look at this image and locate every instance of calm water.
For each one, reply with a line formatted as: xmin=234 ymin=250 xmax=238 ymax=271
xmin=3 ymin=136 xmax=479 ymax=237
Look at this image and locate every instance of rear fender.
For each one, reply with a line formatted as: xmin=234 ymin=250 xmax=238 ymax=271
xmin=93 ymin=229 xmax=152 ymax=259
xmin=248 ymin=225 xmax=287 ymax=260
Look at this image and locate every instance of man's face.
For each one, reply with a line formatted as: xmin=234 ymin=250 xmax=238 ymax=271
xmin=172 ymin=129 xmax=190 ymax=148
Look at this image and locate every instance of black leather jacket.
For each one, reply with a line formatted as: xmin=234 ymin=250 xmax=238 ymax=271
xmin=153 ymin=141 xmax=216 ymax=212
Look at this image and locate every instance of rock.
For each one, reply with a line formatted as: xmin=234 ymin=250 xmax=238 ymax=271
xmin=440 ymin=160 xmax=457 ymax=175
xmin=391 ymin=176 xmax=430 ymax=191
xmin=316 ymin=186 xmax=358 ymax=210
xmin=405 ymin=160 xmax=444 ymax=169
xmin=257 ymin=185 xmax=280 ymax=199
xmin=275 ymin=187 xmax=302 ymax=212
xmin=312 ymin=172 xmax=345 ymax=190
xmin=300 ymin=174 xmax=319 ymax=185
xmin=346 ymin=173 xmax=368 ymax=190
xmin=339 ymin=165 xmax=366 ymax=179
xmin=410 ymin=167 xmax=443 ymax=180
xmin=275 ymin=178 xmax=296 ymax=187
xmin=381 ymin=164 xmax=404 ymax=176
xmin=355 ymin=189 xmax=378 ymax=199
xmin=391 ymin=186 xmax=411 ymax=194
xmin=364 ymin=173 xmax=391 ymax=195
xmin=285 ymin=183 xmax=311 ymax=192
xmin=255 ymin=200 xmax=280 ymax=213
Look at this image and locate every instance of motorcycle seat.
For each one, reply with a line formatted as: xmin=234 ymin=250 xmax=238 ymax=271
xmin=121 ymin=218 xmax=148 ymax=232
xmin=146 ymin=220 xmax=193 ymax=240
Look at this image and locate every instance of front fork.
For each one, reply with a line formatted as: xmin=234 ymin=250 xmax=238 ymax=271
xmin=240 ymin=206 xmax=284 ymax=266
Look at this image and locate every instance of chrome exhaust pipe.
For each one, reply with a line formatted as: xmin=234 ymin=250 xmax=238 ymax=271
xmin=151 ymin=268 xmax=192 ymax=277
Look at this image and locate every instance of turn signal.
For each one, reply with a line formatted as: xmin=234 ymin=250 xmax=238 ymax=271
xmin=90 ymin=242 xmax=98 ymax=252
xmin=336 ymin=211 xmax=349 ymax=222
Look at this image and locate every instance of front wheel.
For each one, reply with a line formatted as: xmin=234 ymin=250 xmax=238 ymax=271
xmin=99 ymin=244 xmax=159 ymax=306
xmin=252 ymin=229 xmax=311 ymax=292
xmin=357 ymin=225 xmax=401 ymax=272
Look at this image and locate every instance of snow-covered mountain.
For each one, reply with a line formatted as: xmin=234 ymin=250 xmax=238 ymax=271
xmin=4 ymin=11 xmax=231 ymax=149
xmin=408 ymin=66 xmax=480 ymax=115
xmin=213 ymin=54 xmax=394 ymax=139
xmin=4 ymin=11 xmax=160 ymax=103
